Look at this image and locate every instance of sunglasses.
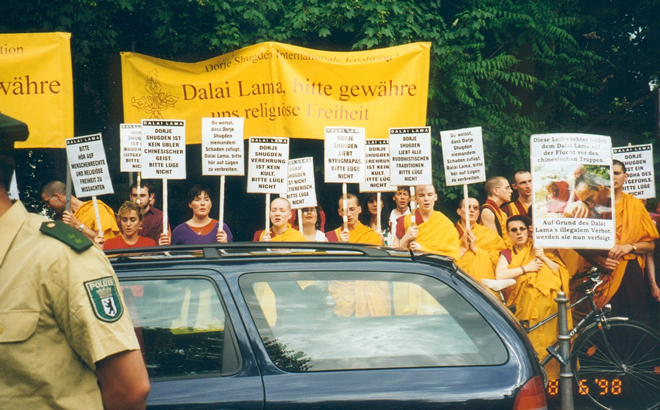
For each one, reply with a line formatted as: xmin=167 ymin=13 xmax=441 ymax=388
xmin=301 ymin=208 xmax=317 ymax=213
xmin=508 ymin=227 xmax=528 ymax=233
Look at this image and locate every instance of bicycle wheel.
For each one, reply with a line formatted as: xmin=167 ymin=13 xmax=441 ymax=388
xmin=571 ymin=320 xmax=660 ymax=410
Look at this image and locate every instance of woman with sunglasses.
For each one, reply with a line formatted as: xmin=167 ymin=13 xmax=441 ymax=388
xmin=300 ymin=205 xmax=326 ymax=242
xmin=359 ymin=193 xmax=390 ymax=245
xmin=495 ymin=215 xmax=570 ymax=381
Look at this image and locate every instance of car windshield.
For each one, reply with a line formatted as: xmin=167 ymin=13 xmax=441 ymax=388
xmin=240 ymin=270 xmax=507 ymax=372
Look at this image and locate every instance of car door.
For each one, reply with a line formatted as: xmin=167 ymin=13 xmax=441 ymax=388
xmin=234 ymin=261 xmax=525 ymax=409
xmin=117 ymin=268 xmax=264 ymax=409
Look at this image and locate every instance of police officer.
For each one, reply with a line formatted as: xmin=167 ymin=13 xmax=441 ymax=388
xmin=0 ymin=154 xmax=150 ymax=408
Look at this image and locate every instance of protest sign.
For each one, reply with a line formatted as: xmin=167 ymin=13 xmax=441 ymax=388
xmin=120 ymin=124 xmax=142 ymax=172
xmin=247 ymin=137 xmax=289 ymax=193
xmin=531 ymin=133 xmax=614 ymax=249
xmin=65 ymin=134 xmax=114 ymax=197
xmin=1 ymin=32 xmax=73 ymax=148
xmin=324 ymin=127 xmax=365 ymax=184
xmin=389 ymin=127 xmax=432 ymax=186
xmin=440 ymin=126 xmax=486 ymax=186
xmin=140 ymin=120 xmax=186 ymax=179
xmin=612 ymin=144 xmax=655 ymax=199
xmin=201 ymin=117 xmax=245 ymax=176
xmin=360 ymin=139 xmax=395 ymax=192
xmin=287 ymin=157 xmax=316 ymax=209
xmin=121 ymin=42 xmax=430 ymax=143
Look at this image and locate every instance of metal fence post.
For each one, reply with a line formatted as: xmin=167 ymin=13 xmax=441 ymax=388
xmin=556 ymin=291 xmax=574 ymax=410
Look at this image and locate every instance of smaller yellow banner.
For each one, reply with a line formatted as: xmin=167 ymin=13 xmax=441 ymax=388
xmin=0 ymin=32 xmax=74 ymax=149
xmin=121 ymin=42 xmax=430 ymax=143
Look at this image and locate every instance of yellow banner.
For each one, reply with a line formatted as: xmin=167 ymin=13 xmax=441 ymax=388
xmin=0 ymin=32 xmax=74 ymax=149
xmin=121 ymin=42 xmax=430 ymax=143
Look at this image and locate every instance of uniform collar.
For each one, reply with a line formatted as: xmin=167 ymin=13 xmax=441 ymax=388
xmin=0 ymin=200 xmax=28 ymax=266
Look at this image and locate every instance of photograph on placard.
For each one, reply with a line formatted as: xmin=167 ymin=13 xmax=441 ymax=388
xmin=533 ymin=163 xmax=612 ymax=220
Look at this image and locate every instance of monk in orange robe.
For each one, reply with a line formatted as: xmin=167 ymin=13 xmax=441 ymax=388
xmin=503 ymin=170 xmax=532 ymax=217
xmin=393 ymin=184 xmax=460 ymax=260
xmin=327 ymin=194 xmax=388 ymax=317
xmin=254 ymin=197 xmax=307 ymax=242
xmin=575 ymin=161 xmax=658 ymax=324
xmin=496 ymin=215 xmax=571 ymax=379
xmin=479 ymin=176 xmax=513 ymax=247
xmin=456 ymin=197 xmax=506 ymax=289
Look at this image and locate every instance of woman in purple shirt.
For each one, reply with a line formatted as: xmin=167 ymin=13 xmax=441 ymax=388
xmin=171 ymin=184 xmax=233 ymax=244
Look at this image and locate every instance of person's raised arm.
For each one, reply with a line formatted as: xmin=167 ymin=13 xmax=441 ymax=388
xmin=95 ymin=349 xmax=150 ymax=409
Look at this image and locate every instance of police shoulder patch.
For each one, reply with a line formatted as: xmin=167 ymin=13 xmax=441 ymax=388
xmin=84 ymin=276 xmax=123 ymax=322
xmin=40 ymin=221 xmax=93 ymax=252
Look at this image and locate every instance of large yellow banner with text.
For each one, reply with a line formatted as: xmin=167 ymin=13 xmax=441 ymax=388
xmin=0 ymin=32 xmax=74 ymax=149
xmin=121 ymin=42 xmax=430 ymax=143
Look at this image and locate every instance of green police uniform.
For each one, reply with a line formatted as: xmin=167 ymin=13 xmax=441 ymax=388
xmin=0 ymin=201 xmax=140 ymax=409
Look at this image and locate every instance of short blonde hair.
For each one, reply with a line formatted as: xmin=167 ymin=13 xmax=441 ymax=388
xmin=118 ymin=200 xmax=144 ymax=221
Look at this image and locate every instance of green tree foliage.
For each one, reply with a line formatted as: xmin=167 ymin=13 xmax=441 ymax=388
xmin=2 ymin=0 xmax=656 ymax=222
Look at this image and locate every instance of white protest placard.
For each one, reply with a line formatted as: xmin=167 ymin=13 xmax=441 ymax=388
xmin=440 ymin=126 xmax=486 ymax=186
xmin=247 ymin=137 xmax=289 ymax=193
xmin=119 ymin=124 xmax=142 ymax=172
xmin=65 ymin=134 xmax=114 ymax=197
xmin=324 ymin=127 xmax=365 ymax=183
xmin=201 ymin=117 xmax=245 ymax=176
xmin=287 ymin=157 xmax=317 ymax=209
xmin=531 ymin=133 xmax=614 ymax=250
xmin=389 ymin=127 xmax=432 ymax=186
xmin=360 ymin=139 xmax=396 ymax=193
xmin=141 ymin=120 xmax=186 ymax=179
xmin=612 ymin=144 xmax=655 ymax=199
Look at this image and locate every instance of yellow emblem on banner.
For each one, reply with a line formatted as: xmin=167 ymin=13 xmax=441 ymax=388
xmin=121 ymin=42 xmax=430 ymax=143
xmin=0 ymin=32 xmax=74 ymax=149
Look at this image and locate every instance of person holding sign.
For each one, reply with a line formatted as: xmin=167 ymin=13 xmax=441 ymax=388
xmin=170 ymin=185 xmax=233 ymax=245
xmin=255 ymin=197 xmax=306 ymax=242
xmin=393 ymin=185 xmax=459 ymax=259
xmin=480 ymin=176 xmax=513 ymax=246
xmin=495 ymin=215 xmax=570 ymax=379
xmin=389 ymin=187 xmax=411 ymax=230
xmin=574 ymin=160 xmax=658 ymax=324
xmin=359 ymin=193 xmax=390 ymax=244
xmin=326 ymin=194 xmax=382 ymax=245
xmin=127 ymin=182 xmax=170 ymax=245
xmin=456 ymin=197 xmax=506 ymax=286
xmin=104 ymin=201 xmax=157 ymax=250
xmin=503 ymin=170 xmax=532 ymax=217
xmin=41 ymin=180 xmax=120 ymax=243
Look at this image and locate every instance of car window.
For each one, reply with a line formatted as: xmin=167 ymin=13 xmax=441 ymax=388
xmin=239 ymin=271 xmax=507 ymax=372
xmin=120 ymin=277 xmax=241 ymax=379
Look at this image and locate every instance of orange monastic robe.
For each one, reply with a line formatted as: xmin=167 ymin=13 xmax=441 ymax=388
xmin=328 ymin=222 xmax=388 ymax=317
xmin=480 ymin=199 xmax=513 ymax=248
xmin=398 ymin=210 xmax=460 ymax=260
xmin=504 ymin=199 xmax=530 ymax=217
xmin=257 ymin=225 xmax=307 ymax=242
xmin=504 ymin=241 xmax=571 ymax=379
xmin=328 ymin=222 xmax=382 ymax=245
xmin=456 ymin=223 xmax=506 ymax=284
xmin=75 ymin=199 xmax=120 ymax=240
xmin=594 ymin=193 xmax=659 ymax=308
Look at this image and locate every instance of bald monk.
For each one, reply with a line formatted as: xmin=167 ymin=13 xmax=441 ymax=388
xmin=254 ymin=197 xmax=306 ymax=242
xmin=326 ymin=193 xmax=382 ymax=245
xmin=574 ymin=160 xmax=658 ymax=324
xmin=326 ymin=194 xmax=388 ymax=317
xmin=393 ymin=184 xmax=460 ymax=260
xmin=252 ymin=197 xmax=306 ymax=327
xmin=42 ymin=180 xmax=120 ymax=244
xmin=503 ymin=170 xmax=532 ymax=217
xmin=479 ymin=176 xmax=513 ymax=247
xmin=456 ymin=197 xmax=506 ymax=288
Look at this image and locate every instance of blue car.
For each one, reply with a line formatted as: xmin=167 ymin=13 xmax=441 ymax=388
xmin=108 ymin=243 xmax=547 ymax=409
